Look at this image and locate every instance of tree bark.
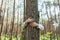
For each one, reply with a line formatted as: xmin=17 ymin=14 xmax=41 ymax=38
xmin=10 ymin=0 xmax=15 ymax=40
xmin=21 ymin=0 xmax=39 ymax=40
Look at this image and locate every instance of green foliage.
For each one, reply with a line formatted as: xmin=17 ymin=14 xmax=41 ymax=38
xmin=40 ymin=32 xmax=60 ymax=40
xmin=1 ymin=33 xmax=60 ymax=40
xmin=1 ymin=34 xmax=21 ymax=40
xmin=40 ymin=32 xmax=50 ymax=40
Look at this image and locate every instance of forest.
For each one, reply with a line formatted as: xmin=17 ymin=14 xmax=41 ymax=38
xmin=0 ymin=0 xmax=60 ymax=40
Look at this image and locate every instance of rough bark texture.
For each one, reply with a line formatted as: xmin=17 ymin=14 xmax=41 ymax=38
xmin=24 ymin=0 xmax=39 ymax=23
xmin=21 ymin=0 xmax=39 ymax=40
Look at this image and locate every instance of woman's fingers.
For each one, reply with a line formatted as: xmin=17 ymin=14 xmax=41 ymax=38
xmin=25 ymin=18 xmax=34 ymax=23
xmin=30 ymin=22 xmax=38 ymax=27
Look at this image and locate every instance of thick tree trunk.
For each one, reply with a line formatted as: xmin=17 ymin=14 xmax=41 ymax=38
xmin=21 ymin=0 xmax=39 ymax=40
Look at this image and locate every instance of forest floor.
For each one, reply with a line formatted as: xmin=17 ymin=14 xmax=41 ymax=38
xmin=1 ymin=33 xmax=60 ymax=40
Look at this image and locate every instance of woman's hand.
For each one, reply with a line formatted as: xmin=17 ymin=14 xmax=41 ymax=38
xmin=25 ymin=18 xmax=38 ymax=27
xmin=25 ymin=18 xmax=34 ymax=23
xmin=30 ymin=22 xmax=38 ymax=27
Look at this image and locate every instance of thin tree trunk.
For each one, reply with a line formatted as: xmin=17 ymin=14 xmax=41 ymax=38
xmin=45 ymin=2 xmax=53 ymax=40
xmin=58 ymin=0 xmax=60 ymax=10
xmin=4 ymin=7 xmax=9 ymax=40
xmin=10 ymin=0 xmax=15 ymax=40
xmin=16 ymin=7 xmax=19 ymax=40
xmin=0 ymin=0 xmax=6 ymax=40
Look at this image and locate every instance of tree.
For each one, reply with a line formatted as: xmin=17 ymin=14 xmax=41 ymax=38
xmin=21 ymin=0 xmax=39 ymax=40
xmin=10 ymin=0 xmax=15 ymax=40
xmin=58 ymin=0 xmax=60 ymax=9
xmin=44 ymin=1 xmax=54 ymax=40
xmin=0 ymin=8 xmax=2 ymax=24
xmin=0 ymin=0 xmax=6 ymax=40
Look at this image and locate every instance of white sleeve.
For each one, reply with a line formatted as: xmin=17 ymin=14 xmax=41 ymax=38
xmin=38 ymin=24 xmax=44 ymax=30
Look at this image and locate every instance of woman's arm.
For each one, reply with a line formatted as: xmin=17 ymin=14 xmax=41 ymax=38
xmin=21 ymin=18 xmax=34 ymax=30
xmin=29 ymin=22 xmax=44 ymax=30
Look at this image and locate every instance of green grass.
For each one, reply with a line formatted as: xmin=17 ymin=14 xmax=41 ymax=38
xmin=0 ymin=33 xmax=60 ymax=40
xmin=40 ymin=32 xmax=60 ymax=40
xmin=1 ymin=34 xmax=21 ymax=40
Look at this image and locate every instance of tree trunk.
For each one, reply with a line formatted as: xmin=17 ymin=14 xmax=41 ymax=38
xmin=10 ymin=0 xmax=15 ymax=40
xmin=21 ymin=0 xmax=39 ymax=40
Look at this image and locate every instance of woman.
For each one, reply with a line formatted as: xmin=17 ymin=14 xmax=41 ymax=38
xmin=20 ymin=17 xmax=44 ymax=40
xmin=22 ymin=17 xmax=44 ymax=30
